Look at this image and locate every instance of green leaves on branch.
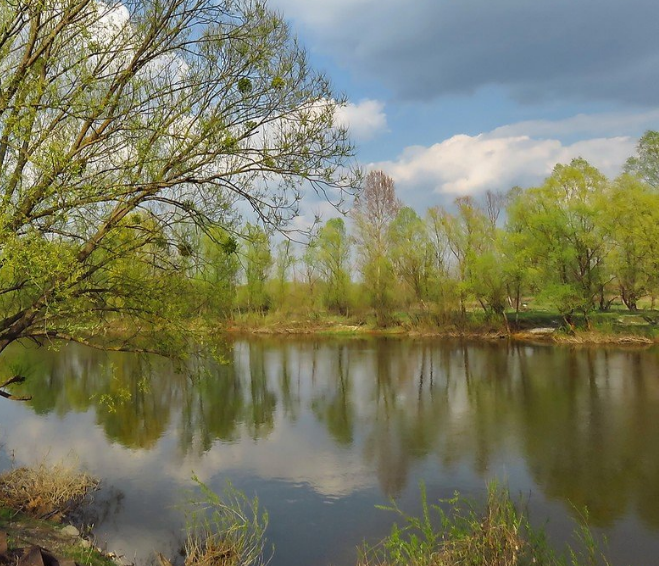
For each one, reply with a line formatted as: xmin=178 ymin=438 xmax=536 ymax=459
xmin=0 ymin=0 xmax=357 ymax=353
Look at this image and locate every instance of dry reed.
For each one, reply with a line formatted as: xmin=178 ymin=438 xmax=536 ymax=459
xmin=0 ymin=462 xmax=99 ymax=520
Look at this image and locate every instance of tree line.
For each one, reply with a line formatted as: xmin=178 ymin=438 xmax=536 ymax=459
xmin=213 ymin=131 xmax=659 ymax=329
xmin=1 ymin=0 xmax=656 ymax=356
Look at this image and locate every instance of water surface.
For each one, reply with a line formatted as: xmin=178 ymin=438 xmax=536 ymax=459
xmin=1 ymin=337 xmax=658 ymax=565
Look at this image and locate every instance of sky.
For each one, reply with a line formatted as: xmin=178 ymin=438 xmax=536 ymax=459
xmin=267 ymin=0 xmax=659 ymax=218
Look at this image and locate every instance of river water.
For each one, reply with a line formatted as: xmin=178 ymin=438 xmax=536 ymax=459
xmin=1 ymin=337 xmax=658 ymax=565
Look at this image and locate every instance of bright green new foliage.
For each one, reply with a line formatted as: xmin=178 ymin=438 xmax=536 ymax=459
xmin=624 ymin=130 xmax=659 ymax=188
xmin=316 ymin=217 xmax=351 ymax=314
xmin=388 ymin=207 xmax=434 ymax=303
xmin=241 ymin=225 xmax=272 ymax=313
xmin=353 ymin=171 xmax=401 ymax=325
xmin=0 ymin=0 xmax=356 ymax=354
xmin=602 ymin=174 xmax=659 ymax=310
xmin=507 ymin=159 xmax=609 ymax=324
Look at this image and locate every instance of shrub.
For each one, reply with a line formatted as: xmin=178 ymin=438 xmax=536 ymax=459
xmin=181 ymin=476 xmax=271 ymax=566
xmin=358 ymin=482 xmax=610 ymax=566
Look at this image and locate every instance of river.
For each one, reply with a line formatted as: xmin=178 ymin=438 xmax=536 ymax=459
xmin=1 ymin=337 xmax=658 ymax=565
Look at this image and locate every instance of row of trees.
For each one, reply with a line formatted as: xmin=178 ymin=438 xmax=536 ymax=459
xmin=1 ymin=0 xmax=656 ymax=355
xmin=218 ymin=132 xmax=659 ymax=328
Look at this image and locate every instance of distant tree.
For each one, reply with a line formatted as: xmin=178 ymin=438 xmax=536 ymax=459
xmin=508 ymin=159 xmax=610 ymax=326
xmin=435 ymin=197 xmax=493 ymax=316
xmin=272 ymin=240 xmax=296 ymax=310
xmin=624 ymin=131 xmax=659 ymax=188
xmin=196 ymin=227 xmax=240 ymax=317
xmin=388 ymin=207 xmax=433 ymax=303
xmin=484 ymin=189 xmax=506 ymax=227
xmin=316 ymin=218 xmax=351 ymax=314
xmin=301 ymin=231 xmax=322 ymax=304
xmin=426 ymin=207 xmax=450 ymax=279
xmin=241 ymin=225 xmax=272 ymax=312
xmin=603 ymin=175 xmax=659 ymax=310
xmin=352 ymin=171 xmax=401 ymax=324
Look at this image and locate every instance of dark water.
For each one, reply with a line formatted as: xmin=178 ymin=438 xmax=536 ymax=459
xmin=1 ymin=337 xmax=659 ymax=565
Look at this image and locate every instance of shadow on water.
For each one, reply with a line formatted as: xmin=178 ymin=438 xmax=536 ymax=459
xmin=1 ymin=337 xmax=659 ymax=565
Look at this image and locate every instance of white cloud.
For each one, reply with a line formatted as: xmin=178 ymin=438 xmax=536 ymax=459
xmin=334 ymin=99 xmax=388 ymax=142
xmin=370 ymin=126 xmax=636 ymax=200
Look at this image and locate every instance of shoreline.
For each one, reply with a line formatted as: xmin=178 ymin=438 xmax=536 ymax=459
xmin=0 ymin=509 xmax=117 ymax=566
xmin=223 ymin=322 xmax=657 ymax=346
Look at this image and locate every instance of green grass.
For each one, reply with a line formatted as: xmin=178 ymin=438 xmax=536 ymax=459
xmin=359 ymin=483 xmax=611 ymax=566
xmin=0 ymin=505 xmax=13 ymax=521
xmin=62 ymin=545 xmax=117 ymax=566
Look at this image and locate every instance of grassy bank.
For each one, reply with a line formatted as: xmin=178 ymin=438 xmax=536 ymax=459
xmin=225 ymin=308 xmax=659 ymax=346
xmin=0 ymin=463 xmax=115 ymax=566
xmin=0 ymin=507 xmax=115 ymax=566
xmin=359 ymin=483 xmax=611 ymax=566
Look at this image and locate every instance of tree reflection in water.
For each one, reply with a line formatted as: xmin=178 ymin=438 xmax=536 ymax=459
xmin=5 ymin=338 xmax=659 ymax=530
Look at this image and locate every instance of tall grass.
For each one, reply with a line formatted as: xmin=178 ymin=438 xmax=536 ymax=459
xmin=0 ymin=460 xmax=98 ymax=520
xmin=358 ymin=482 xmax=611 ymax=566
xmin=181 ymin=475 xmax=271 ymax=566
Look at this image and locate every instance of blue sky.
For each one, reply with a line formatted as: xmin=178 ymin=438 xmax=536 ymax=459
xmin=268 ymin=0 xmax=659 ymax=217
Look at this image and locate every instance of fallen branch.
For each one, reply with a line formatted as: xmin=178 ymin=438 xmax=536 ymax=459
xmin=0 ymin=375 xmax=31 ymax=401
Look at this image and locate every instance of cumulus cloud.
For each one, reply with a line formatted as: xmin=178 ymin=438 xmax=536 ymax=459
xmin=334 ymin=99 xmax=388 ymax=142
xmin=271 ymin=0 xmax=659 ymax=105
xmin=370 ymin=126 xmax=637 ymax=204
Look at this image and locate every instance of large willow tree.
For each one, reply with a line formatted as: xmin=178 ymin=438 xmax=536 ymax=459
xmin=0 ymin=0 xmax=355 ymax=355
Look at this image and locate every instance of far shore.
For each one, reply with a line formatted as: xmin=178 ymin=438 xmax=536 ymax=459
xmin=223 ymin=319 xmax=658 ymax=346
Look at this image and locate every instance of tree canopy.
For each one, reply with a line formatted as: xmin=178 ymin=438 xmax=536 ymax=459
xmin=0 ymin=0 xmax=356 ymax=353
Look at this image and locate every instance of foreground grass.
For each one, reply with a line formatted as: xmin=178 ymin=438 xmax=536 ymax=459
xmin=0 ymin=462 xmax=98 ymax=520
xmin=0 ymin=462 xmax=110 ymax=566
xmin=176 ymin=479 xmax=614 ymax=566
xmin=0 ymin=466 xmax=616 ymax=566
xmin=359 ymin=483 xmax=610 ymax=566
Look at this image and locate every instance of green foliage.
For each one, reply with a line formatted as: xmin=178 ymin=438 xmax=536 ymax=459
xmin=271 ymin=240 xmax=296 ymax=311
xmin=0 ymin=0 xmax=356 ymax=354
xmin=359 ymin=482 xmax=611 ymax=566
xmin=624 ymin=130 xmax=659 ymax=188
xmin=183 ymin=476 xmax=271 ymax=566
xmin=353 ymin=171 xmax=402 ymax=325
xmin=507 ymin=159 xmax=609 ymax=320
xmin=315 ymin=218 xmax=352 ymax=314
xmin=601 ymin=174 xmax=659 ymax=310
xmin=195 ymin=227 xmax=241 ymax=317
xmin=388 ymin=207 xmax=434 ymax=303
xmin=240 ymin=225 xmax=272 ymax=313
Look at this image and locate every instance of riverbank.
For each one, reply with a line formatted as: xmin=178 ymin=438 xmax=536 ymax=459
xmin=225 ymin=309 xmax=659 ymax=346
xmin=0 ymin=508 xmax=115 ymax=566
xmin=0 ymin=464 xmax=119 ymax=566
xmin=0 ymin=481 xmax=615 ymax=566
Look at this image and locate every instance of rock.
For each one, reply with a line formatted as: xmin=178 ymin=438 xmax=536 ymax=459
xmin=79 ymin=539 xmax=93 ymax=549
xmin=60 ymin=525 xmax=79 ymax=538
xmin=113 ymin=556 xmax=134 ymax=566
xmin=616 ymin=316 xmax=650 ymax=326
xmin=18 ymin=546 xmax=45 ymax=566
xmin=527 ymin=327 xmax=556 ymax=335
xmin=16 ymin=546 xmax=73 ymax=566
